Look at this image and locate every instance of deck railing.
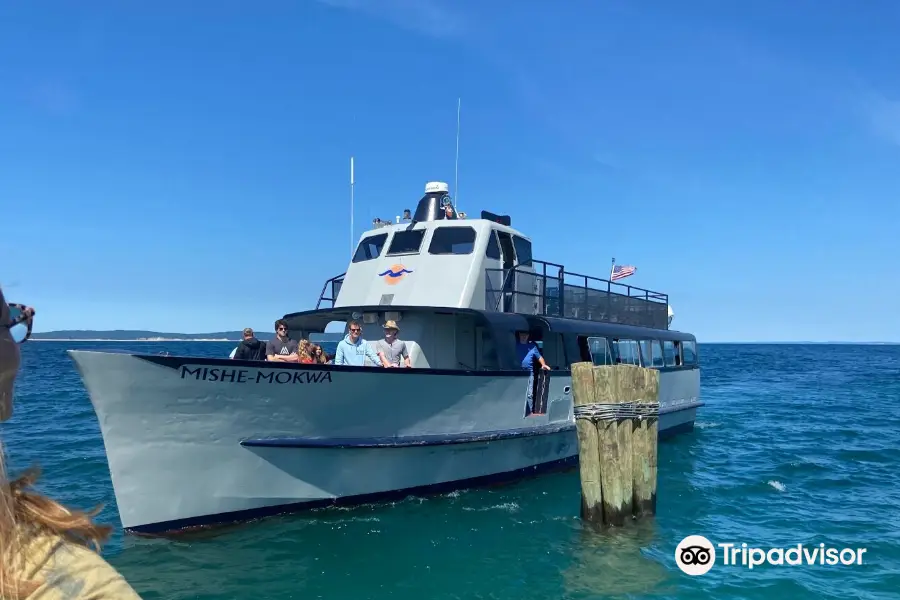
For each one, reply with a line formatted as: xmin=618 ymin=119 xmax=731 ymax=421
xmin=485 ymin=259 xmax=669 ymax=329
xmin=316 ymin=273 xmax=345 ymax=309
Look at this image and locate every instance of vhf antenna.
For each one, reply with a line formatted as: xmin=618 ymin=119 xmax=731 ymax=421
xmin=454 ymin=97 xmax=460 ymax=210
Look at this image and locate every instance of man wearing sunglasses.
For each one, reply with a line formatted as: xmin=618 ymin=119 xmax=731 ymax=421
xmin=266 ymin=319 xmax=300 ymax=362
xmin=334 ymin=320 xmax=381 ymax=367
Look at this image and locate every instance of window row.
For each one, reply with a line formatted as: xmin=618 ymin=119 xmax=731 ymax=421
xmin=353 ymin=227 xmax=476 ymax=263
xmin=584 ymin=336 xmax=698 ymax=368
xmin=352 ymin=225 xmax=533 ymax=266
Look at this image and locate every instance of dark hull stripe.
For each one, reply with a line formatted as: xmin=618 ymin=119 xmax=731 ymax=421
xmin=239 ymin=403 xmax=703 ymax=449
xmin=240 ymin=421 xmax=574 ymax=449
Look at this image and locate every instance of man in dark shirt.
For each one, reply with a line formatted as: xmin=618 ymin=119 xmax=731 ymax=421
xmin=266 ymin=319 xmax=299 ymax=362
xmin=233 ymin=327 xmax=267 ymax=361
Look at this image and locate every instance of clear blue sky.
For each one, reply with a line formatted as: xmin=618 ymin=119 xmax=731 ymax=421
xmin=2 ymin=0 xmax=898 ymax=342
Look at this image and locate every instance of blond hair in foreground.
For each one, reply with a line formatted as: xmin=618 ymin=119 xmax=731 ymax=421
xmin=0 ymin=464 xmax=113 ymax=597
xmin=0 ymin=287 xmax=113 ymax=598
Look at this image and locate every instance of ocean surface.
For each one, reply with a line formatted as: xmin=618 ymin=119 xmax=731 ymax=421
xmin=7 ymin=341 xmax=900 ymax=599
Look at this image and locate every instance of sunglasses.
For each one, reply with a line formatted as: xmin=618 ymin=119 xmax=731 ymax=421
xmin=5 ymin=303 xmax=35 ymax=344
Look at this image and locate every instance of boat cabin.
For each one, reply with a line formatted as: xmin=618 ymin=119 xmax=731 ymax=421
xmin=283 ymin=181 xmax=695 ymax=372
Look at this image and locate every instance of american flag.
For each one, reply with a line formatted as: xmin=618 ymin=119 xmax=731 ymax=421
xmin=610 ymin=264 xmax=636 ymax=281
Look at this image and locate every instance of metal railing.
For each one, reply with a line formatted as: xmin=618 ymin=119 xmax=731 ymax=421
xmin=316 ymin=273 xmax=345 ymax=309
xmin=485 ymin=260 xmax=669 ymax=329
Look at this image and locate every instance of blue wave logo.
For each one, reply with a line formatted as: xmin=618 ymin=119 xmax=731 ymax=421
xmin=379 ymin=264 xmax=413 ymax=285
xmin=378 ymin=268 xmax=413 ymax=278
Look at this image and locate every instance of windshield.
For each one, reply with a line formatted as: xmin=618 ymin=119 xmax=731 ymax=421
xmin=387 ymin=230 xmax=425 ymax=255
xmin=352 ymin=233 xmax=388 ymax=262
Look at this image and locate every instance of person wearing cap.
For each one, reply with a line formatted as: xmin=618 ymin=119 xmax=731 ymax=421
xmin=233 ymin=327 xmax=267 ymax=361
xmin=375 ymin=320 xmax=411 ymax=368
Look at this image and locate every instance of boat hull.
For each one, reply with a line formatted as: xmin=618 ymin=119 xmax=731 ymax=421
xmin=68 ymin=350 xmax=702 ymax=535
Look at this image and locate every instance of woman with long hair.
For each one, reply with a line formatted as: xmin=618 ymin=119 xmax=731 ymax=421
xmin=297 ymin=340 xmax=315 ymax=364
xmin=311 ymin=344 xmax=329 ymax=364
xmin=0 ymin=289 xmax=141 ymax=598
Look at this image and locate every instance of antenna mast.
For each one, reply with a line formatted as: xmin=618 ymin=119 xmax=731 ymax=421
xmin=350 ymin=156 xmax=355 ymax=257
xmin=454 ymin=97 xmax=460 ymax=210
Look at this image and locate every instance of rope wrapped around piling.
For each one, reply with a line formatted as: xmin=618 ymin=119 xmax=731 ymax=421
xmin=573 ymin=401 xmax=660 ymax=422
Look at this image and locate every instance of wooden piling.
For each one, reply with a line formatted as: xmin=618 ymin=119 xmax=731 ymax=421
xmin=629 ymin=366 xmax=659 ymax=518
xmin=571 ymin=362 xmax=660 ymax=526
xmin=572 ymin=363 xmax=603 ymax=523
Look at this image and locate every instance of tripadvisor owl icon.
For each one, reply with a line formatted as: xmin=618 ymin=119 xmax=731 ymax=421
xmin=676 ymin=535 xmax=716 ymax=576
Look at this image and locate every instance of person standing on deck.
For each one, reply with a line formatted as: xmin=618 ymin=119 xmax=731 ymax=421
xmin=375 ymin=320 xmax=411 ymax=368
xmin=516 ymin=330 xmax=551 ymax=411
xmin=233 ymin=327 xmax=267 ymax=361
xmin=266 ymin=319 xmax=300 ymax=362
xmin=334 ymin=320 xmax=381 ymax=366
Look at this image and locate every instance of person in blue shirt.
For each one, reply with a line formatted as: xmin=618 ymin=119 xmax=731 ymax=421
xmin=515 ymin=330 xmax=551 ymax=412
xmin=334 ymin=320 xmax=382 ymax=366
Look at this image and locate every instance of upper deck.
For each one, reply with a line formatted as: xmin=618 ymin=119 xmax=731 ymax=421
xmin=316 ymin=182 xmax=670 ymax=330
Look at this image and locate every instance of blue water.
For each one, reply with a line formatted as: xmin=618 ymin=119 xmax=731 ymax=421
xmin=7 ymin=342 xmax=900 ymax=599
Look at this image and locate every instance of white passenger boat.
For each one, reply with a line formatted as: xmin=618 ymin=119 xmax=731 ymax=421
xmin=68 ymin=181 xmax=702 ymax=536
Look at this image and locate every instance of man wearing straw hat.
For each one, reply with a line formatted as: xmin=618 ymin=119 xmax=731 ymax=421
xmin=375 ymin=319 xmax=411 ymax=368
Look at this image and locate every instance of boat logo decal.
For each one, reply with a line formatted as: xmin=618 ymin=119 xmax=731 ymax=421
xmin=378 ymin=264 xmax=413 ymax=286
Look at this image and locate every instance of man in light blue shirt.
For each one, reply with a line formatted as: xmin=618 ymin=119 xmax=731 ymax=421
xmin=334 ymin=320 xmax=381 ymax=366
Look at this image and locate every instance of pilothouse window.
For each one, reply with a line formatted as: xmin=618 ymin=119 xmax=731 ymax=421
xmin=613 ymin=339 xmax=641 ymax=366
xmin=387 ymin=229 xmax=426 ymax=255
xmin=587 ymin=336 xmax=614 ymax=366
xmin=682 ymin=340 xmax=698 ymax=365
xmin=662 ymin=340 xmax=677 ymax=366
xmin=352 ymin=233 xmax=388 ymax=263
xmin=639 ymin=340 xmax=664 ymax=367
xmin=429 ymin=227 xmax=476 ymax=255
xmin=485 ymin=231 xmax=501 ymax=260
xmin=512 ymin=236 xmax=533 ymax=266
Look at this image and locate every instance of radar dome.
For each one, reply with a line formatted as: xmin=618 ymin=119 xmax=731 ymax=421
xmin=667 ymin=304 xmax=674 ymax=327
xmin=413 ymin=181 xmax=456 ymax=222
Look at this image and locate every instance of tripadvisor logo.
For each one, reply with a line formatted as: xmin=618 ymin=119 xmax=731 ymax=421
xmin=675 ymin=535 xmax=867 ymax=575
xmin=676 ymin=535 xmax=715 ymax=576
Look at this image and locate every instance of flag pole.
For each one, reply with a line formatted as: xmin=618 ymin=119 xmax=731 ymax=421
xmin=610 ymin=257 xmax=615 ymax=280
